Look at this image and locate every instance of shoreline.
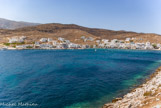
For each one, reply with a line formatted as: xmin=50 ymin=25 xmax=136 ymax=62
xmin=1 ymin=48 xmax=161 ymax=52
xmin=103 ymin=66 xmax=161 ymax=108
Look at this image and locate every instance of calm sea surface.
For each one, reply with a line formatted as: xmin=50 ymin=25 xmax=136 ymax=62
xmin=0 ymin=49 xmax=161 ymax=108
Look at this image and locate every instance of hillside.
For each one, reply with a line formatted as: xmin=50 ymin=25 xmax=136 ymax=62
xmin=0 ymin=18 xmax=40 ymax=29
xmin=0 ymin=23 xmax=161 ymax=44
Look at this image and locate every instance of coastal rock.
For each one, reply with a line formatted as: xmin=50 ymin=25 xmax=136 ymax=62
xmin=103 ymin=66 xmax=161 ymax=108
xmin=103 ymin=103 xmax=114 ymax=108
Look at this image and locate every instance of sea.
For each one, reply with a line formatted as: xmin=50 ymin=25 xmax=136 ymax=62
xmin=0 ymin=49 xmax=161 ymax=108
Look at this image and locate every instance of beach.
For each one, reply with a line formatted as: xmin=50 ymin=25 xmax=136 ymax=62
xmin=103 ymin=66 xmax=161 ymax=108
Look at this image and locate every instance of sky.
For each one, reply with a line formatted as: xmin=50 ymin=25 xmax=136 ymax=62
xmin=0 ymin=0 xmax=161 ymax=34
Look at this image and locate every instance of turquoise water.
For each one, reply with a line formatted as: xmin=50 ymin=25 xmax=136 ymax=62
xmin=0 ymin=49 xmax=161 ymax=108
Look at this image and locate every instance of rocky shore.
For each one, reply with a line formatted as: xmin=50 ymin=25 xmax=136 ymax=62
xmin=103 ymin=66 xmax=161 ymax=108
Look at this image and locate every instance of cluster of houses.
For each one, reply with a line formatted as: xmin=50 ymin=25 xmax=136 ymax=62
xmin=6 ymin=36 xmax=90 ymax=49
xmin=1 ymin=36 xmax=161 ymax=50
xmin=8 ymin=36 xmax=26 ymax=43
xmin=96 ymin=38 xmax=161 ymax=50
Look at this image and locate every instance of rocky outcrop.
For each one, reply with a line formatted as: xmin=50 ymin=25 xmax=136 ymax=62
xmin=103 ymin=67 xmax=161 ymax=108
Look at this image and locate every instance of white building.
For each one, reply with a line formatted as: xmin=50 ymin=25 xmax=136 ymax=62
xmin=52 ymin=41 xmax=57 ymax=46
xmin=58 ymin=37 xmax=65 ymax=42
xmin=118 ymin=43 xmax=126 ymax=49
xmin=98 ymin=43 xmax=105 ymax=48
xmin=68 ymin=43 xmax=79 ymax=48
xmin=81 ymin=45 xmax=87 ymax=49
xmin=40 ymin=44 xmax=53 ymax=49
xmin=144 ymin=42 xmax=153 ymax=50
xmin=93 ymin=45 xmax=96 ymax=48
xmin=157 ymin=44 xmax=161 ymax=48
xmin=34 ymin=42 xmax=40 ymax=47
xmin=102 ymin=39 xmax=109 ymax=44
xmin=60 ymin=43 xmax=68 ymax=49
xmin=125 ymin=38 xmax=131 ymax=42
xmin=20 ymin=36 xmax=26 ymax=40
xmin=111 ymin=39 xmax=118 ymax=43
xmin=135 ymin=43 xmax=145 ymax=49
xmin=64 ymin=40 xmax=70 ymax=44
xmin=87 ymin=37 xmax=94 ymax=41
xmin=56 ymin=43 xmax=68 ymax=49
xmin=16 ymin=45 xmax=26 ymax=49
xmin=96 ymin=40 xmax=101 ymax=43
xmin=81 ymin=36 xmax=86 ymax=39
xmin=146 ymin=42 xmax=151 ymax=46
xmin=83 ymin=37 xmax=94 ymax=42
xmin=40 ymin=38 xmax=48 ymax=42
xmin=8 ymin=37 xmax=25 ymax=43
xmin=48 ymin=38 xmax=53 ymax=42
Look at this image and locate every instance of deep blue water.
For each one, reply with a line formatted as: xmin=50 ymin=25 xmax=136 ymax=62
xmin=0 ymin=49 xmax=161 ymax=108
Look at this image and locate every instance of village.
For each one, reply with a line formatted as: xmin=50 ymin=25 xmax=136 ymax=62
xmin=0 ymin=35 xmax=161 ymax=50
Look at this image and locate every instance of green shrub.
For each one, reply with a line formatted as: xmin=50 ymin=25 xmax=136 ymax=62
xmin=3 ymin=42 xmax=25 ymax=46
xmin=26 ymin=46 xmax=33 ymax=49
xmin=152 ymin=44 xmax=157 ymax=49
xmin=144 ymin=91 xmax=152 ymax=96
xmin=3 ymin=43 xmax=10 ymax=46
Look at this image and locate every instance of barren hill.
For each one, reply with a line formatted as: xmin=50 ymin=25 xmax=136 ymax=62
xmin=0 ymin=23 xmax=161 ymax=44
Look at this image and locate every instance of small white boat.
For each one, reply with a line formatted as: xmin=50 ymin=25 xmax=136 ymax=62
xmin=0 ymin=47 xmax=7 ymax=50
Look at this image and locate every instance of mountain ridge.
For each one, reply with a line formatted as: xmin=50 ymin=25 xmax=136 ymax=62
xmin=0 ymin=18 xmax=40 ymax=29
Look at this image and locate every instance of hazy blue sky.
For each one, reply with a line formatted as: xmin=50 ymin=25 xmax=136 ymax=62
xmin=0 ymin=0 xmax=161 ymax=34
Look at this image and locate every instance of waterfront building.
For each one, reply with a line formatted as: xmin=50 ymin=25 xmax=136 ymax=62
xmin=93 ymin=45 xmax=96 ymax=48
xmin=16 ymin=45 xmax=26 ymax=49
xmin=68 ymin=43 xmax=79 ymax=49
xmin=39 ymin=44 xmax=53 ymax=49
xmin=98 ymin=43 xmax=105 ymax=48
